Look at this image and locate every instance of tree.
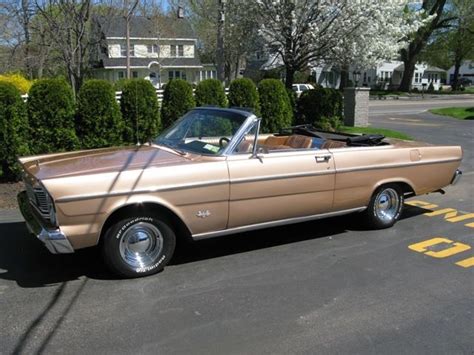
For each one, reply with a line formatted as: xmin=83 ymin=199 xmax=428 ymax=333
xmin=258 ymin=79 xmax=292 ymax=133
xmin=0 ymin=82 xmax=30 ymax=180
xmin=447 ymin=0 xmax=474 ymax=90
xmin=120 ymin=79 xmax=161 ymax=144
xmin=161 ymin=79 xmax=195 ymax=128
xmin=398 ymin=0 xmax=455 ymax=91
xmin=27 ymin=78 xmax=78 ymax=153
xmin=76 ymin=79 xmax=124 ymax=148
xmin=194 ymin=79 xmax=227 ymax=107
xmin=182 ymin=0 xmax=260 ymax=84
xmin=254 ymin=0 xmax=428 ymax=89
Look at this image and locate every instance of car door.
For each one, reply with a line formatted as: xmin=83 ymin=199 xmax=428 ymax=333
xmin=226 ymin=148 xmax=336 ymax=229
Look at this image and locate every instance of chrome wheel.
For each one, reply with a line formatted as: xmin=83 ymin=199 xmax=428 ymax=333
xmin=374 ymin=188 xmax=400 ymax=223
xmin=119 ymin=222 xmax=164 ymax=269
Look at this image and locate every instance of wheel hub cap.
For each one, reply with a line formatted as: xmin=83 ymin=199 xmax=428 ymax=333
xmin=119 ymin=222 xmax=163 ymax=269
xmin=375 ymin=188 xmax=400 ymax=223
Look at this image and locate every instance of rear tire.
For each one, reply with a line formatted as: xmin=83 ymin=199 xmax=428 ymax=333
xmin=102 ymin=214 xmax=176 ymax=278
xmin=363 ymin=184 xmax=404 ymax=229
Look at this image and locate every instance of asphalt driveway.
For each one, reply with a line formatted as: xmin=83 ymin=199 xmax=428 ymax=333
xmin=0 ymin=98 xmax=473 ymax=354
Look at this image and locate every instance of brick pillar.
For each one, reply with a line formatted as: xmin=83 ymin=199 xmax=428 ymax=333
xmin=343 ymin=87 xmax=370 ymax=127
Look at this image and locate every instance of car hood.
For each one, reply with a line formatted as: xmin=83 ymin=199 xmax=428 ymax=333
xmin=19 ymin=145 xmax=192 ymax=180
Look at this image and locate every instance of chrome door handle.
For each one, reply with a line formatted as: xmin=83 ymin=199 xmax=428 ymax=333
xmin=315 ymin=155 xmax=331 ymax=163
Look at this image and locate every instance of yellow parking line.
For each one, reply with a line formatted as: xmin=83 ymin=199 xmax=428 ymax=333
xmin=455 ymin=257 xmax=474 ymax=268
xmin=425 ymin=242 xmax=471 ymax=258
xmin=408 ymin=237 xmax=453 ymax=253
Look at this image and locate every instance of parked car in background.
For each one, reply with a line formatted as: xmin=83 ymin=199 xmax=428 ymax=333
xmin=17 ymin=107 xmax=462 ymax=278
xmin=292 ymin=83 xmax=315 ymax=97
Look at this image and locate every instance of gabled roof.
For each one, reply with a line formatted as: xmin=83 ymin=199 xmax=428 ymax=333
xmin=425 ymin=66 xmax=445 ymax=73
xmin=95 ymin=15 xmax=196 ymax=39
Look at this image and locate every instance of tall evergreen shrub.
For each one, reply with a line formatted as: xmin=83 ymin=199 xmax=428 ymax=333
xmin=160 ymin=79 xmax=195 ymax=128
xmin=120 ymin=79 xmax=161 ymax=144
xmin=27 ymin=78 xmax=78 ymax=154
xmin=258 ymin=79 xmax=293 ymax=133
xmin=296 ymin=87 xmax=343 ymax=128
xmin=0 ymin=82 xmax=30 ymax=180
xmin=76 ymin=79 xmax=124 ymax=149
xmin=195 ymin=79 xmax=227 ymax=107
xmin=228 ymin=78 xmax=259 ymax=114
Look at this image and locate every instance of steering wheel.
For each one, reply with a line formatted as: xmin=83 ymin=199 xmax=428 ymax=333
xmin=219 ymin=137 xmax=230 ymax=148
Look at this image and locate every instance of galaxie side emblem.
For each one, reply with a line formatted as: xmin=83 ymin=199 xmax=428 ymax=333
xmin=196 ymin=210 xmax=211 ymax=218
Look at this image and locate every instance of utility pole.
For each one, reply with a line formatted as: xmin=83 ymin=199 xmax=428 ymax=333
xmin=125 ymin=0 xmax=139 ymax=79
xmin=216 ymin=0 xmax=226 ymax=83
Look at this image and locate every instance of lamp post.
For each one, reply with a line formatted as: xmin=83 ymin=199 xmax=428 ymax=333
xmin=352 ymin=70 xmax=361 ymax=87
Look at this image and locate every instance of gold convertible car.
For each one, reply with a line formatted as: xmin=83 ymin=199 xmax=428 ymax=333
xmin=17 ymin=107 xmax=462 ymax=277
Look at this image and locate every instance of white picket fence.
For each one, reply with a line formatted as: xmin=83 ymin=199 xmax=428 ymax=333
xmin=22 ymin=87 xmax=231 ymax=104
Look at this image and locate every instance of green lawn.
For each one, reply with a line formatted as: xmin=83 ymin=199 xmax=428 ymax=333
xmin=429 ymin=107 xmax=474 ymax=120
xmin=340 ymin=126 xmax=413 ymax=140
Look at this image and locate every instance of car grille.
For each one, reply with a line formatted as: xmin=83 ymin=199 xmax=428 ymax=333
xmin=25 ymin=179 xmax=52 ymax=222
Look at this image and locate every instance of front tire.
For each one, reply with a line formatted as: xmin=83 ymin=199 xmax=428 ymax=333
xmin=363 ymin=184 xmax=404 ymax=229
xmin=102 ymin=214 xmax=176 ymax=278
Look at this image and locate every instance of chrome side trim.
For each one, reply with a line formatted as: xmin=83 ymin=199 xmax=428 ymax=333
xmin=231 ymin=170 xmax=334 ymax=184
xmin=56 ymin=179 xmax=229 ymax=203
xmin=192 ymin=207 xmax=366 ymax=240
xmin=450 ymin=169 xmax=462 ymax=185
xmin=336 ymin=158 xmax=462 ymax=174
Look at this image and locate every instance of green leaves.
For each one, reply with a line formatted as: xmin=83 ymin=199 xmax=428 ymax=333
xmin=160 ymin=79 xmax=195 ymax=129
xmin=76 ymin=80 xmax=124 ymax=149
xmin=120 ymin=79 xmax=161 ymax=144
xmin=195 ymin=79 xmax=227 ymax=108
xmin=258 ymin=79 xmax=293 ymax=133
xmin=0 ymin=82 xmax=30 ymax=181
xmin=27 ymin=78 xmax=78 ymax=154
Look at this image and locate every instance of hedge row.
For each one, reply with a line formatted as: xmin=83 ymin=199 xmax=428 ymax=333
xmin=0 ymin=77 xmax=342 ymax=181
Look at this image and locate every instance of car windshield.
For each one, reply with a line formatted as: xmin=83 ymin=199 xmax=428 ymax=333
xmin=154 ymin=109 xmax=249 ymax=155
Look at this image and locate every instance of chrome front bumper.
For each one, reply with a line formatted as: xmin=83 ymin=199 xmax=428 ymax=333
xmin=451 ymin=169 xmax=462 ymax=185
xmin=17 ymin=191 xmax=74 ymax=254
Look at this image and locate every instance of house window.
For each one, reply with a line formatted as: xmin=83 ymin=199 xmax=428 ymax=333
xmin=147 ymin=44 xmax=159 ymax=54
xmin=169 ymin=70 xmax=180 ymax=80
xmin=120 ymin=44 xmax=134 ymax=57
xmin=368 ymin=76 xmax=371 ymax=83
xmin=170 ymin=45 xmax=184 ymax=57
xmin=118 ymin=71 xmax=125 ymax=79
xmin=132 ymin=71 xmax=138 ymax=78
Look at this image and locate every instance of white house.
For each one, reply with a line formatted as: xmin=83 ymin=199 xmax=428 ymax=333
xmin=447 ymin=60 xmax=474 ymax=85
xmin=91 ymin=16 xmax=216 ymax=87
xmin=351 ymin=61 xmax=444 ymax=91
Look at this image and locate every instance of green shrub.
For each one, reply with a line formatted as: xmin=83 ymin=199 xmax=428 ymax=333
xmin=296 ymin=87 xmax=342 ymax=127
xmin=113 ymin=79 xmax=128 ymax=92
xmin=120 ymin=79 xmax=161 ymax=144
xmin=76 ymin=79 xmax=124 ymax=149
xmin=228 ymin=78 xmax=260 ymax=114
xmin=194 ymin=79 xmax=227 ymax=107
xmin=258 ymin=79 xmax=293 ymax=133
xmin=27 ymin=78 xmax=78 ymax=154
xmin=160 ymin=79 xmax=195 ymax=128
xmin=427 ymin=82 xmax=434 ymax=93
xmin=0 ymin=82 xmax=30 ymax=180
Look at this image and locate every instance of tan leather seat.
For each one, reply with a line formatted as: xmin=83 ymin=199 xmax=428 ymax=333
xmin=285 ymin=135 xmax=313 ymax=149
xmin=264 ymin=136 xmax=289 ymax=147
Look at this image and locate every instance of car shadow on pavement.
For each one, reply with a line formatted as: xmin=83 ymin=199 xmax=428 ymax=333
xmin=0 ymin=204 xmax=428 ymax=287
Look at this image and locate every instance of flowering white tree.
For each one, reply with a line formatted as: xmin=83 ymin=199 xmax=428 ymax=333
xmin=255 ymin=0 xmax=429 ymax=88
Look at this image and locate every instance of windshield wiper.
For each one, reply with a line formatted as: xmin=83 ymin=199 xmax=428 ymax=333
xmin=155 ymin=141 xmax=188 ymax=156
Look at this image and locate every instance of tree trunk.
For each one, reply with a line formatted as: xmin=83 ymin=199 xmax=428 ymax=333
xmin=338 ymin=64 xmax=349 ymax=90
xmin=451 ymin=59 xmax=461 ymax=91
xmin=398 ymin=55 xmax=416 ymax=92
xmin=285 ymin=65 xmax=295 ymax=89
xmin=21 ymin=0 xmax=31 ymax=79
